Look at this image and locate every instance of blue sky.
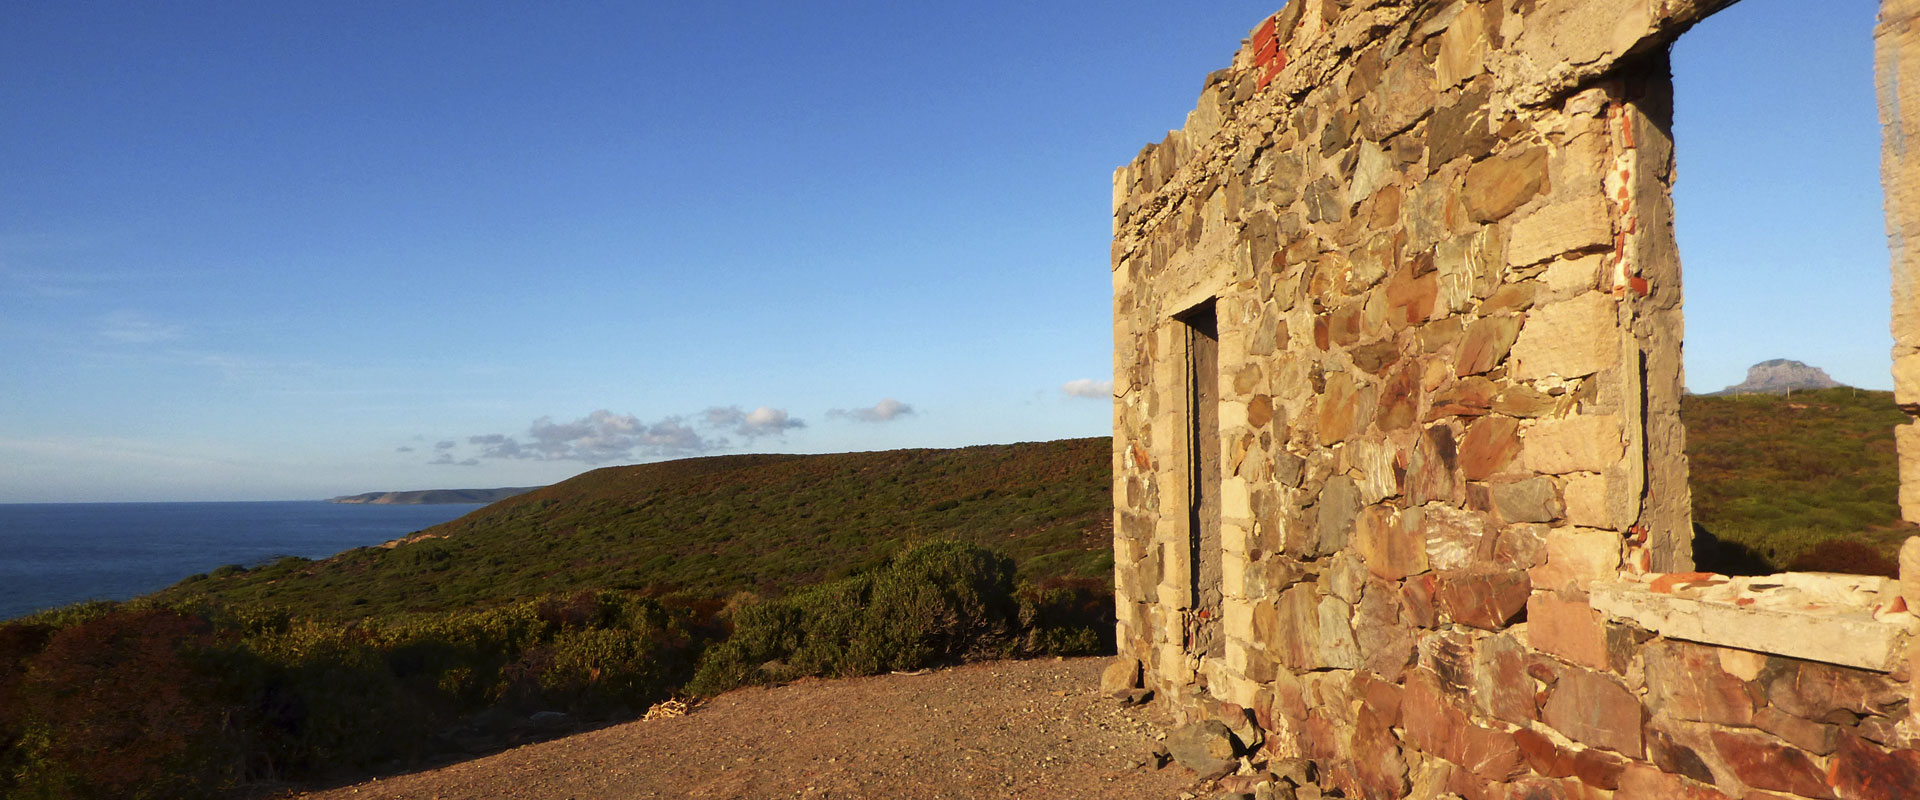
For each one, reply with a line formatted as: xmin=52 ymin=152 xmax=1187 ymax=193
xmin=0 ymin=0 xmax=1893 ymax=502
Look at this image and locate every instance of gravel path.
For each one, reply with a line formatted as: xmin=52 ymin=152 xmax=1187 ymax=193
xmin=293 ymin=657 xmax=1204 ymax=800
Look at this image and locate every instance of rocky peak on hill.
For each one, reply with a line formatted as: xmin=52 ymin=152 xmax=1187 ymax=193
xmin=1711 ymin=359 xmax=1846 ymax=395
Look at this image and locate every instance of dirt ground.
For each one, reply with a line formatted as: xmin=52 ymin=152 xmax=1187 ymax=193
xmin=291 ymin=657 xmax=1210 ymax=800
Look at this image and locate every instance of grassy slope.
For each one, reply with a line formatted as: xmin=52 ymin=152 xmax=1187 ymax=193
xmin=159 ymin=390 xmax=1912 ymax=621
xmin=1682 ymin=387 xmax=1911 ymax=570
xmin=160 ymin=439 xmax=1114 ymax=620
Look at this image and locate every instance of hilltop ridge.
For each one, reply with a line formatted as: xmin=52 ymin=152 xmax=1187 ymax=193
xmin=328 ymin=487 xmax=541 ymax=505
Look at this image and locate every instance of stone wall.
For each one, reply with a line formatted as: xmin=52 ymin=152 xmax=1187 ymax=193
xmin=1109 ymin=1 xmax=1920 ymax=797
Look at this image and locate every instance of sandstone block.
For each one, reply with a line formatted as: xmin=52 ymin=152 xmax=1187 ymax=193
xmin=1489 ymin=476 xmax=1564 ymax=524
xmin=1528 ymin=527 xmax=1621 ymax=592
xmin=1541 ymin=667 xmax=1643 ymax=757
xmin=1509 ymin=292 xmax=1620 ymax=380
xmin=1434 ymin=9 xmax=1489 ymax=90
xmin=1165 ymin=719 xmax=1240 ymax=778
xmin=1900 ymin=422 xmax=1920 ymax=524
xmin=1507 ymin=195 xmax=1611 ymax=267
xmin=1902 ymin=536 xmax=1920 ymax=611
xmin=1522 ymin=414 xmax=1625 ymax=475
xmin=1896 ymin=350 xmax=1920 ymax=407
xmin=1526 ymin=592 xmax=1610 ymax=671
xmin=1464 ymin=146 xmax=1548 ymax=223
xmin=1561 ymin=471 xmax=1619 ymax=529
xmin=1101 ymin=656 xmax=1143 ymax=698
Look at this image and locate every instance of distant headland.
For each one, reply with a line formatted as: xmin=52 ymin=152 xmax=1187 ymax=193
xmin=327 ymin=487 xmax=541 ymax=505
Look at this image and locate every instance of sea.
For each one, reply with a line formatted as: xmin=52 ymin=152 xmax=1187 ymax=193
xmin=0 ymin=501 xmax=486 ymax=621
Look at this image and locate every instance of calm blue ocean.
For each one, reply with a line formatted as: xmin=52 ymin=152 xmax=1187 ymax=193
xmin=0 ymin=501 xmax=485 ymax=621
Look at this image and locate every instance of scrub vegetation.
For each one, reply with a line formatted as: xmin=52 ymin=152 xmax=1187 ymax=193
xmin=1 ymin=402 xmax=1908 ymax=797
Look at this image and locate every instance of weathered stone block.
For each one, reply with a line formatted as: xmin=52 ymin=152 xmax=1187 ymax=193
xmin=1454 ymin=314 xmax=1522 ymax=376
xmin=1509 ymin=292 xmax=1620 ymax=380
xmin=1528 ymin=527 xmax=1621 ymax=593
xmin=1561 ymin=471 xmax=1620 ymax=529
xmin=1708 ymin=729 xmax=1835 ymax=799
xmin=1642 ymin=639 xmax=1755 ymax=726
xmin=1522 ymin=414 xmax=1624 ymax=475
xmin=1435 ymin=569 xmax=1531 ymax=630
xmin=1541 ymin=667 xmax=1643 ymax=757
xmin=1420 ymin=504 xmax=1497 ymax=570
xmin=1899 ymin=421 xmax=1920 ymax=524
xmin=1316 ymin=475 xmax=1364 ymax=556
xmin=1489 ymin=476 xmax=1565 ymax=524
xmin=1752 ymin=707 xmax=1838 ymax=756
xmin=1507 ymin=195 xmax=1612 ymax=267
xmin=1831 ymin=733 xmax=1920 ymax=800
xmin=1464 ymin=146 xmax=1548 ymax=223
xmin=1354 ymin=505 xmax=1429 ymax=580
xmin=1457 ymin=415 xmax=1522 ymax=479
xmin=1526 ymin=592 xmax=1610 ymax=671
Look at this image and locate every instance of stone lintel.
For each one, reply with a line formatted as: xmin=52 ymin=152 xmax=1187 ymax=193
xmin=1589 ymin=578 xmax=1916 ymax=673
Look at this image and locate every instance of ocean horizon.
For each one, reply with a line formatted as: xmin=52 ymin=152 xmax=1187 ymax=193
xmin=0 ymin=500 xmax=486 ymax=621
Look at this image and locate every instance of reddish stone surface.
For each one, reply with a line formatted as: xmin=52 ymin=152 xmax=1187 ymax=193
xmin=1401 ymin=573 xmax=1438 ymax=627
xmin=1429 ymin=375 xmax=1499 ymax=419
xmin=1350 ymin=705 xmax=1408 ymax=800
xmin=1540 ymin=667 xmax=1643 ymax=757
xmin=1829 ymin=734 xmax=1920 ymax=800
xmin=1568 ymin=746 xmax=1626 ymax=790
xmin=1643 ymin=639 xmax=1755 ymax=726
xmin=1709 ymin=729 xmax=1835 ymax=799
xmin=1403 ymin=670 xmax=1524 ymax=781
xmin=1455 ymin=314 xmax=1523 ymax=376
xmin=1751 ymin=707 xmax=1836 ymax=756
xmin=1515 ymin=727 xmax=1575 ymax=777
xmin=1458 ymin=414 xmax=1522 ymax=480
xmin=1526 ymin=592 xmax=1610 ymax=671
xmin=1435 ymin=569 xmax=1530 ymax=630
xmin=1617 ymin=763 xmax=1735 ymax=800
xmin=1473 ymin=633 xmax=1539 ymax=725
xmin=1356 ymin=672 xmax=1404 ymax=728
xmin=1648 ymin=728 xmax=1718 ymax=785
xmin=1759 ymin=657 xmax=1906 ymax=723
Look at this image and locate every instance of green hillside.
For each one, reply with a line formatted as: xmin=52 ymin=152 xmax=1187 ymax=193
xmin=1683 ymin=387 xmax=1911 ymax=574
xmin=160 ymin=439 xmax=1114 ymax=620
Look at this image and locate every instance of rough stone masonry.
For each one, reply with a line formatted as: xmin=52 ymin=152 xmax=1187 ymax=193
xmin=1110 ymin=1 xmax=1920 ymax=797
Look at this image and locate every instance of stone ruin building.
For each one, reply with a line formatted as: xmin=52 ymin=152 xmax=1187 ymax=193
xmin=1108 ymin=0 xmax=1920 ymax=797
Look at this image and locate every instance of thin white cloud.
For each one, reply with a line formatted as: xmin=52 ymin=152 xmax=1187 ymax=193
xmin=97 ymin=311 xmax=184 ymax=344
xmin=457 ymin=404 xmax=802 ymax=465
xmin=1061 ymin=378 xmax=1114 ymax=399
xmin=829 ymin=397 xmax=915 ymax=422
